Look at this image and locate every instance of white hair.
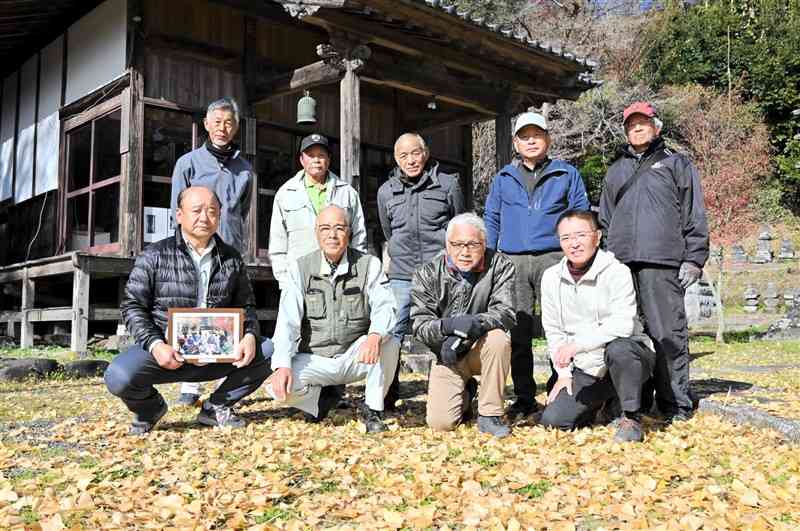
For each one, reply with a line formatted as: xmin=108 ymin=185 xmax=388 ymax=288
xmin=206 ymin=97 xmax=240 ymax=125
xmin=315 ymin=204 xmax=352 ymax=228
xmin=446 ymin=212 xmax=486 ymax=240
xmin=394 ymin=132 xmax=429 ymax=154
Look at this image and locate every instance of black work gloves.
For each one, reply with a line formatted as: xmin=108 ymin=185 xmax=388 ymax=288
xmin=441 ymin=315 xmax=484 ymax=340
xmin=439 ymin=335 xmax=471 ymax=367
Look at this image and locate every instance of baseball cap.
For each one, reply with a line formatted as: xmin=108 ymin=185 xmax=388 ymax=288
xmin=623 ymin=102 xmax=657 ymax=124
xmin=299 ymin=133 xmax=330 ymax=154
xmin=513 ymin=112 xmax=548 ymax=135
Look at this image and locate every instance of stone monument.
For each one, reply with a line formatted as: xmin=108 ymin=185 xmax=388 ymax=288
xmin=730 ymin=244 xmax=748 ymax=264
xmin=685 ymin=279 xmax=717 ymax=325
xmin=752 ymin=227 xmax=773 ymax=264
xmin=778 ymin=238 xmax=796 ymax=260
xmin=764 ymin=288 xmax=800 ymax=340
xmin=763 ymin=282 xmax=780 ymax=312
xmin=743 ymin=285 xmax=759 ymax=313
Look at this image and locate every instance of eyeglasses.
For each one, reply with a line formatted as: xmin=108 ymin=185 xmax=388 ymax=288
xmin=449 ymin=240 xmax=484 ymax=251
xmin=318 ymin=224 xmax=348 ymax=236
xmin=558 ymin=231 xmax=596 ymax=243
xmin=396 ymin=149 xmax=425 ymax=161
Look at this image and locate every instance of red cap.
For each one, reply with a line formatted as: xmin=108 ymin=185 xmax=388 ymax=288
xmin=623 ymin=101 xmax=657 ymax=124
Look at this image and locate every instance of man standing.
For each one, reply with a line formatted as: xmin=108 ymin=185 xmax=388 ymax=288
xmin=539 ymin=210 xmax=655 ymax=442
xmin=170 ymin=97 xmax=255 ymax=406
xmin=269 ymin=134 xmax=366 ymax=289
xmin=484 ymin=112 xmax=589 ymax=420
xmin=266 ymin=205 xmax=399 ymax=433
xmin=104 ymin=187 xmax=270 ymax=434
xmin=599 ymin=102 xmax=709 ymax=422
xmin=411 ymin=213 xmax=516 ymax=437
xmin=377 ymin=133 xmax=465 ymax=409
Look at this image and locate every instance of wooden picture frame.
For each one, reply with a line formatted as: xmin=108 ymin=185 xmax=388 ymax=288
xmin=167 ymin=308 xmax=245 ymax=364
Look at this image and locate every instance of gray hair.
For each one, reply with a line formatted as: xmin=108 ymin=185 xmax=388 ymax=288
xmin=315 ymin=204 xmax=352 ymax=228
xmin=206 ymin=97 xmax=240 ymax=125
xmin=394 ymin=132 xmax=429 ymax=154
xmin=446 ymin=212 xmax=486 ymax=240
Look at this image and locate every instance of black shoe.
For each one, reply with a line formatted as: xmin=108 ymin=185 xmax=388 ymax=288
xmin=665 ymin=410 xmax=693 ymax=424
xmin=196 ymin=401 xmax=246 ymax=428
xmin=303 ymin=385 xmax=344 ymax=423
xmin=176 ymin=393 xmax=200 ymax=407
xmin=506 ymin=399 xmax=539 ymax=422
xmin=360 ymin=405 xmax=388 ymax=433
xmin=461 ymin=377 xmax=479 ymax=423
xmin=129 ymin=399 xmax=168 ymax=435
xmin=477 ymin=415 xmax=511 ymax=438
xmin=613 ymin=417 xmax=644 ymax=442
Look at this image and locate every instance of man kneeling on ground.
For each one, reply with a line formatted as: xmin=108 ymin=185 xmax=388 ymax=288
xmin=540 ymin=209 xmax=655 ymax=442
xmin=411 ymin=213 xmax=516 ymax=438
xmin=104 ymin=186 xmax=270 ymax=434
xmin=264 ymin=205 xmax=399 ymax=433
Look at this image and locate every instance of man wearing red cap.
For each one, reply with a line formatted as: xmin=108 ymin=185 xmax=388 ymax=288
xmin=598 ymin=102 xmax=709 ymax=423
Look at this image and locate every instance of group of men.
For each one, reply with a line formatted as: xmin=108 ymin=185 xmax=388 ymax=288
xmin=104 ymin=96 xmax=708 ymax=442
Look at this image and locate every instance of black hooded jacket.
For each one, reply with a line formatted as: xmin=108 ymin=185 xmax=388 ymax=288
xmin=598 ymin=138 xmax=710 ymax=268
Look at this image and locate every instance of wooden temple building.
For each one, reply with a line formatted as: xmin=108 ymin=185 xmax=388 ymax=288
xmin=0 ymin=0 xmax=595 ymax=352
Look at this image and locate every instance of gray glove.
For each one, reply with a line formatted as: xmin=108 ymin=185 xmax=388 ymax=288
xmin=678 ymin=262 xmax=702 ymax=289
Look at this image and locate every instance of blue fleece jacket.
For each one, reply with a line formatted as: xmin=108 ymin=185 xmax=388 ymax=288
xmin=484 ymin=159 xmax=589 ymax=253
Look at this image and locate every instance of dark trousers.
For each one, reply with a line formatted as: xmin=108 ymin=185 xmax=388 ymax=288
xmin=507 ymin=251 xmax=563 ymax=403
xmin=540 ymin=338 xmax=655 ymax=430
xmin=630 ymin=264 xmax=693 ymax=416
xmin=104 ymin=344 xmax=270 ymax=420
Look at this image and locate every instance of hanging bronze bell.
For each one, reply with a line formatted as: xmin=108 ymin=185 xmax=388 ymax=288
xmin=297 ymin=90 xmax=317 ymax=125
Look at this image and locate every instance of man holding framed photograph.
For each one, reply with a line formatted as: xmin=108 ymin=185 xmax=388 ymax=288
xmin=104 ymin=186 xmax=270 ymax=435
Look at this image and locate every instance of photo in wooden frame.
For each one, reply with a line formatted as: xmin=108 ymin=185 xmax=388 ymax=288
xmin=167 ymin=308 xmax=244 ymax=364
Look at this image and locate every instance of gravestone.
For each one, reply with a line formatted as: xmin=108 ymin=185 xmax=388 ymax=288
xmin=752 ymin=227 xmax=774 ymax=264
xmin=743 ymin=285 xmax=759 ymax=313
xmin=731 ymin=244 xmax=748 ymax=263
xmin=763 ymin=282 xmax=780 ymax=312
xmin=778 ymin=239 xmax=796 ymax=260
xmin=685 ymin=279 xmax=717 ymax=325
xmin=764 ymin=288 xmax=800 ymax=339
xmin=783 ymin=288 xmax=796 ymax=309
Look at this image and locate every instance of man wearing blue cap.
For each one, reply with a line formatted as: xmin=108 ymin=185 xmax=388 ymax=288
xmin=484 ymin=111 xmax=590 ymax=421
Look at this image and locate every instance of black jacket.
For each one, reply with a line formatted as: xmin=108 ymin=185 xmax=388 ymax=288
xmin=410 ymin=249 xmax=516 ymax=354
xmin=121 ymin=228 xmax=260 ymax=351
xmin=598 ymin=138 xmax=710 ymax=268
xmin=377 ymin=161 xmax=465 ymax=280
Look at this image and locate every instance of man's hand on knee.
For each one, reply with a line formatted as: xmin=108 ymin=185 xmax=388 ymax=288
xmin=547 ymin=377 xmax=573 ymax=404
xmin=441 ymin=315 xmax=484 ymax=340
xmin=358 ymin=333 xmax=382 ymax=364
xmin=233 ymin=333 xmax=257 ymax=368
xmin=151 ymin=342 xmax=184 ymax=370
xmin=439 ymin=335 xmax=470 ymax=368
xmin=269 ymin=367 xmax=293 ymax=401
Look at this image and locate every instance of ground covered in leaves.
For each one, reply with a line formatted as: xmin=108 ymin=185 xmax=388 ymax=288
xmin=1 ymin=339 xmax=799 ymax=530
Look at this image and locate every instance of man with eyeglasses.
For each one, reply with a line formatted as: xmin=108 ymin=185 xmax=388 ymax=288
xmin=377 ymin=132 xmax=465 ymax=410
xmin=264 ymin=205 xmax=399 ymax=433
xmin=599 ymin=102 xmax=709 ymax=423
xmin=410 ymin=213 xmax=516 ymax=437
xmin=484 ymin=112 xmax=589 ymax=421
xmin=539 ymin=209 xmax=655 ymax=442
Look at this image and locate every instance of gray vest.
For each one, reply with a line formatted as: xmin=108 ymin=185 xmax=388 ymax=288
xmin=297 ymin=248 xmax=372 ymax=358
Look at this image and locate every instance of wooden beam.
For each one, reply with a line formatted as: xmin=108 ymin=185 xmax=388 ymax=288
xmin=340 ymin=63 xmax=361 ymax=189
xmin=74 ymin=254 xmax=134 ymax=275
xmin=119 ymin=70 xmax=144 ymax=258
xmin=20 ymin=273 xmax=34 ymax=348
xmin=252 ymin=60 xmax=345 ymax=103
xmin=405 ymin=110 xmax=489 ymax=135
xmin=495 ymin=113 xmax=513 ymax=170
xmin=4 ymin=307 xmax=121 ymax=323
xmin=0 ymin=259 xmax=74 ymax=283
xmin=71 ymin=267 xmax=90 ymax=355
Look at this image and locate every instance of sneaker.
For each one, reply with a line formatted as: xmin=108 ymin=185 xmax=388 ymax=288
xmin=461 ymin=377 xmax=479 ymax=423
xmin=506 ymin=399 xmax=539 ymax=422
xmin=303 ymin=385 xmax=344 ymax=423
xmin=176 ymin=393 xmax=200 ymax=407
xmin=196 ymin=401 xmax=246 ymax=428
xmin=130 ymin=399 xmax=168 ymax=435
xmin=665 ymin=411 xmax=693 ymax=424
xmin=360 ymin=405 xmax=388 ymax=433
xmin=477 ymin=415 xmax=512 ymax=438
xmin=613 ymin=417 xmax=644 ymax=442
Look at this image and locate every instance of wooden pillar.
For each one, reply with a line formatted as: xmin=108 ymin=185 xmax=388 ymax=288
xmin=495 ymin=113 xmax=512 ymax=172
xmin=462 ymin=123 xmax=474 ymax=210
xmin=20 ymin=273 xmax=34 ymax=348
xmin=6 ymin=320 xmax=14 ymax=338
xmin=119 ymin=70 xmax=144 ymax=257
xmin=340 ymin=64 xmax=361 ymax=191
xmin=71 ymin=267 xmax=90 ymax=355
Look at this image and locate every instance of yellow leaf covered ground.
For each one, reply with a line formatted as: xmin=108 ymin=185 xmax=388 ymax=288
xmin=0 ymin=339 xmax=799 ymax=529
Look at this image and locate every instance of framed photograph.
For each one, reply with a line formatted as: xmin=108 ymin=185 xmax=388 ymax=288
xmin=167 ymin=308 xmax=244 ymax=364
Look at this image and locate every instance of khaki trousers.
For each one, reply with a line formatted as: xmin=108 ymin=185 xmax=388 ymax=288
xmin=426 ymin=329 xmax=511 ymax=431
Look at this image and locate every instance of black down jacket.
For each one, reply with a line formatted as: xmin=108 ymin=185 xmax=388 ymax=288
xmin=121 ymin=229 xmax=260 ymax=351
xmin=377 ymin=161 xmax=465 ymax=281
xmin=410 ymin=249 xmax=516 ymax=354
